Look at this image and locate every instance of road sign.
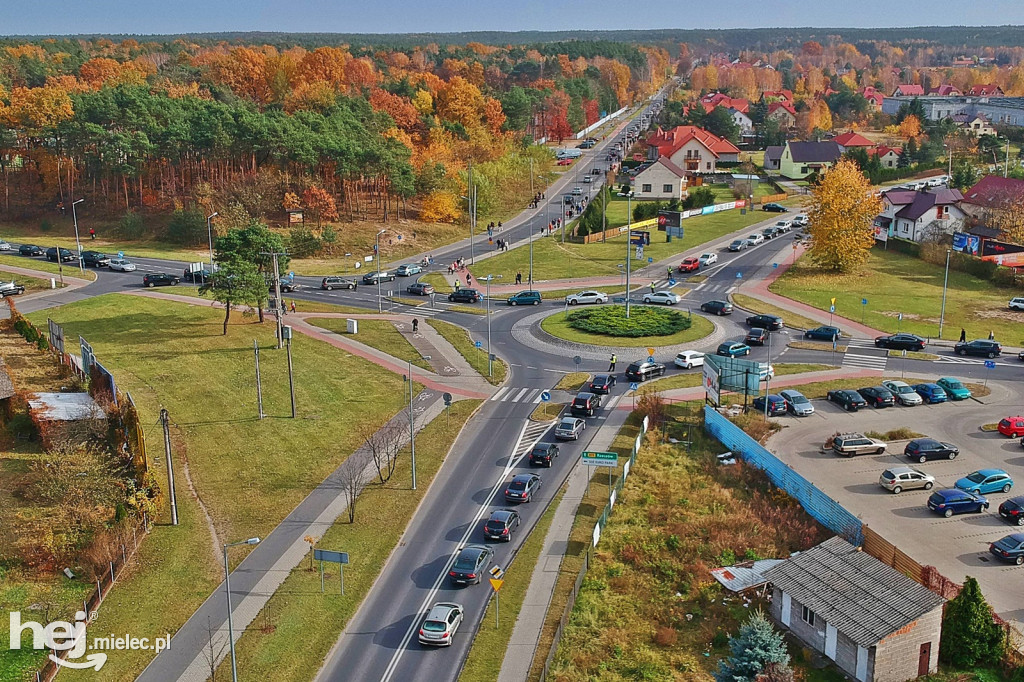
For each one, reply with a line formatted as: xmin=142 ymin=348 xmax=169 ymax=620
xmin=861 ymin=298 xmax=868 ymax=305
xmin=829 ymin=305 xmax=836 ymax=313
xmin=582 ymin=451 xmax=618 ymax=467
xmin=443 ymin=392 xmax=452 ymax=406
xmin=772 ymin=263 xmax=778 ymax=269
xmin=985 ymin=360 xmax=996 ymax=369
xmin=668 ymin=278 xmax=677 ymax=286
xmin=117 ymin=251 xmax=124 ymax=258
xmin=540 ymin=391 xmax=551 ymax=402
xmin=489 ymin=566 xmax=505 ymax=579
xmin=490 ymin=578 xmax=504 ymax=592
xmin=647 ymin=356 xmax=655 ymax=364
xmin=735 ymin=272 xmax=742 ymax=278
xmin=646 ymin=347 xmax=656 ymax=356
xmin=313 ymin=549 xmax=349 ymax=564
xmin=475 ymin=340 xmax=483 ymax=348
xmin=648 ymin=257 xmax=653 ymax=263
xmin=629 ymin=382 xmax=638 ymax=391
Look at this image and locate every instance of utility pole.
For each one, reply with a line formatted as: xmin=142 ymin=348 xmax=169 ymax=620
xmin=939 ymin=249 xmax=951 ymax=338
xmin=284 ymin=326 xmax=296 ymax=418
xmin=625 ymin=192 xmax=633 ymax=319
xmin=160 ymin=409 xmax=178 ymax=526
xmin=260 ymin=251 xmax=288 ymax=349
xmin=529 ymin=157 xmax=534 ymax=199
xmin=468 ymin=163 xmax=476 ymax=265
xmin=407 ymin=355 xmax=430 ymax=490
xmin=254 ymin=339 xmax=264 ymax=420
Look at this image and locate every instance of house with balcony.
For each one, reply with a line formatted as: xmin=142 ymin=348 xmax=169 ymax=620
xmin=646 ymin=125 xmax=740 ymax=175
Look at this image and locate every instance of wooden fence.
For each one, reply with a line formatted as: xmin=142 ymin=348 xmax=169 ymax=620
xmin=755 ymin=192 xmax=788 ymax=205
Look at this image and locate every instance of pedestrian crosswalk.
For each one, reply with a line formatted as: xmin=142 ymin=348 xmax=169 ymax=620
xmin=490 ymin=386 xmax=547 ymax=403
xmin=841 ymin=340 xmax=888 ymax=371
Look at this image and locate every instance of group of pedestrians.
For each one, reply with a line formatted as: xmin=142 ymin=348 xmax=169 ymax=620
xmin=493 ymin=238 xmax=509 ymax=251
xmin=528 ymin=192 xmax=545 ymax=209
xmin=447 ymin=258 xmax=466 ymax=275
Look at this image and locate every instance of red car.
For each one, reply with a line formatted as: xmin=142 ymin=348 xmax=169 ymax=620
xmin=999 ymin=417 xmax=1024 ymax=437
xmin=678 ymin=257 xmax=700 ymax=273
xmin=556 ymin=158 xmax=573 ymax=166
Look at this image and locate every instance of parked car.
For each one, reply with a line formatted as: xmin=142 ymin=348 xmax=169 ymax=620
xmin=449 ymin=545 xmax=493 ymax=585
xmin=184 ymin=268 xmax=212 ymax=283
xmin=108 ymin=258 xmax=136 ymax=272
xmin=395 ymin=264 xmax=422 ymax=276
xmin=565 ymin=290 xmax=608 ymax=305
xmin=762 ymin=203 xmax=788 ymax=212
xmin=529 ymin=444 xmax=559 ymax=467
xmin=792 ymin=214 xmax=809 ymax=226
xmin=1009 ymin=297 xmax=1024 ymax=311
xmin=746 ymin=233 xmax=765 ymax=245
xmin=362 ymin=271 xmax=396 ymax=284
xmin=827 ymin=389 xmax=867 ymax=412
xmin=643 ymin=291 xmax=680 ymax=305
xmin=927 ymin=489 xmax=988 ymax=517
xmin=677 ymin=257 xmax=700 ymax=272
xmin=588 ymin=374 xmax=616 ymax=394
xmin=831 ymin=432 xmax=886 ymax=456
xmin=745 ymin=328 xmax=767 ymax=346
xmin=674 ymin=351 xmax=705 ymax=369
xmin=142 ymin=273 xmax=179 ymax=288
xmin=407 ymin=282 xmax=434 ymax=296
xmin=955 ymin=469 xmax=1014 ymax=495
xmin=745 ymin=314 xmax=783 ymax=331
xmin=752 ymin=394 xmax=787 ymax=416
xmin=418 ymin=602 xmax=464 ymax=646
xmin=989 ymin=533 xmax=1024 ymax=565
xmin=874 ymin=333 xmax=926 ymax=351
xmin=483 ymin=509 xmax=521 ymax=541
xmin=779 ymin=389 xmax=814 ymax=416
xmin=998 ymin=416 xmax=1024 ymax=437
xmin=624 ymin=361 xmax=666 ymax=382
xmin=882 ymin=380 xmax=924 ymax=406
xmin=878 ymin=466 xmax=935 ymax=494
xmin=857 ymin=386 xmax=896 ymax=408
xmin=728 ymin=239 xmax=748 ymax=252
xmin=936 ymin=377 xmax=971 ymax=400
xmin=698 ymin=253 xmax=718 ymax=266
xmin=700 ymin=300 xmax=733 ymax=316
xmin=905 ymin=438 xmax=959 ymax=463
xmin=45 ymin=247 xmax=76 ymax=263
xmin=912 ymin=383 xmax=948 ymax=404
xmin=554 ymin=417 xmax=586 ymax=440
xmin=998 ymin=496 xmax=1024 ymax=526
xmin=507 ymin=290 xmax=542 ymax=306
xmin=717 ymin=341 xmax=751 ymax=357
xmin=954 ymin=339 xmax=1001 ymax=358
xmin=0 ymin=240 xmax=10 ymax=251
xmin=0 ymin=281 xmax=26 ymax=297
xmin=449 ymin=289 xmax=481 ymax=303
xmin=18 ymin=244 xmax=44 ymax=257
xmin=570 ymin=392 xmax=603 ymax=417
xmin=321 ymin=276 xmax=357 ymax=290
xmin=80 ymin=251 xmax=109 ymax=267
xmin=504 ymin=473 xmax=542 ymax=503
xmin=805 ymin=326 xmax=841 ymax=341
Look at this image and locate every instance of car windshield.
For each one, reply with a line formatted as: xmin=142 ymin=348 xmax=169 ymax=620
xmin=789 ymin=395 xmax=808 ymax=404
xmin=531 ymin=447 xmax=548 ymax=456
xmin=966 ymin=472 xmax=988 ymax=483
xmin=559 ymin=420 xmax=576 ymax=429
xmin=895 ymin=385 xmax=913 ymax=394
xmin=453 ymin=555 xmax=476 ymax=570
xmin=945 ymin=380 xmax=964 ymax=389
xmin=422 ymin=620 xmax=446 ymax=632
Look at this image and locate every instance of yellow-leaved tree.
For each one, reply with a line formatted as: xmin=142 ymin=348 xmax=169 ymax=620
xmin=807 ymin=159 xmax=883 ymax=272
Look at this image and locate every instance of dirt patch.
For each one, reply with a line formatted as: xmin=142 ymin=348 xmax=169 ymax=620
xmin=876 ymin=310 xmax=939 ymax=324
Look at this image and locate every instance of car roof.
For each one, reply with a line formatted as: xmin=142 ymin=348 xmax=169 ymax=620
xmin=426 ymin=602 xmax=461 ymax=618
xmin=511 ymin=473 xmax=537 ymax=483
xmin=460 ymin=544 xmax=488 ymax=557
xmin=884 ymin=379 xmax=909 ymax=386
xmin=558 ymin=417 xmax=578 ymax=424
xmin=973 ymin=468 xmax=1006 ymax=477
xmin=938 ymin=377 xmax=962 ymax=383
xmin=779 ymin=389 xmax=804 ymax=397
xmin=934 ymin=488 xmax=974 ymax=498
xmin=1001 ymin=532 xmax=1024 ymax=543
xmin=488 ymin=509 xmax=516 ymax=521
xmin=885 ymin=466 xmax=921 ymax=475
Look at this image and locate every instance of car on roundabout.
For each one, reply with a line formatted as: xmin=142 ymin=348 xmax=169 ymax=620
xmin=565 ymin=290 xmax=608 ymax=305
xmin=804 ymin=326 xmax=841 ymax=341
xmin=674 ymin=351 xmax=705 ymax=369
xmin=700 ymin=300 xmax=733 ymax=315
xmin=449 ymin=289 xmax=481 ymax=303
xmin=407 ymin=282 xmax=434 ymax=296
xmin=507 ymin=290 xmax=542 ymax=306
xmin=716 ymin=341 xmax=751 ymax=357
xmin=108 ymin=258 xmax=136 ymax=272
xmin=745 ymin=314 xmax=783 ymax=331
xmin=588 ymin=374 xmax=616 ymax=394
xmin=395 ymin=264 xmax=422 ymax=276
xmin=643 ymin=291 xmax=680 ymax=305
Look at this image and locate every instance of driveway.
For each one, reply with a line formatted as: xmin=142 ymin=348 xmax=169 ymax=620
xmin=763 ymin=379 xmax=1024 ymax=629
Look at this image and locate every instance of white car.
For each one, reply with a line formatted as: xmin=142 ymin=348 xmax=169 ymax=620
xmin=697 ymin=253 xmax=718 ymax=266
xmin=674 ymin=350 xmax=705 ymax=369
xmin=792 ymin=214 xmax=809 ymax=227
xmin=571 ymin=187 xmax=583 ymax=195
xmin=760 ymin=364 xmax=776 ymax=381
xmin=582 ymin=175 xmax=593 ymax=183
xmin=0 ymin=240 xmax=11 ymax=251
xmin=774 ymin=220 xmax=793 ymax=232
xmin=746 ymin=233 xmax=765 ymax=245
xmin=882 ymin=380 xmax=923 ymax=406
xmin=565 ymin=290 xmax=608 ymax=306
xmin=108 ymin=258 xmax=136 ymax=272
xmin=1010 ymin=297 xmax=1024 ymax=311
xmin=643 ymin=290 xmax=680 ymax=305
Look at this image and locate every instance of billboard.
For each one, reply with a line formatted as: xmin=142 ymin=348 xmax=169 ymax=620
xmin=657 ymin=211 xmax=681 ymax=231
xmin=710 ymin=354 xmax=767 ymax=393
xmin=980 ymin=238 xmax=1024 ymax=267
xmin=629 ymin=230 xmax=650 ymax=246
xmin=703 ymin=358 xmax=721 ymax=405
xmin=952 ymin=231 xmax=980 ymax=256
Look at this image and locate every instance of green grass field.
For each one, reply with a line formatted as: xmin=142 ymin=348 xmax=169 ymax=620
xmin=426 ymin=319 xmax=508 ymax=385
xmin=308 ymin=318 xmax=430 ymax=369
xmin=0 ymin=253 xmax=98 ymax=281
xmin=730 ymin=292 xmax=823 ymax=331
xmin=540 ymin=308 xmax=714 ymax=347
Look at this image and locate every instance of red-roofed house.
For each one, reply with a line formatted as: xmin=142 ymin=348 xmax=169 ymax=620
xmin=832 ymin=132 xmax=875 ymax=150
xmin=647 ymin=126 xmax=740 ymax=173
xmin=892 ymin=84 xmax=925 ymax=97
xmin=633 ymin=157 xmax=688 ymax=200
xmin=761 ymin=90 xmax=794 ymax=103
xmin=766 ymin=101 xmax=797 ymax=129
xmin=967 ymin=84 xmax=1005 ymax=97
xmin=701 ymin=93 xmax=749 ymax=113
xmin=877 ymin=187 xmax=966 ymax=242
xmin=859 ymin=86 xmax=885 ymax=109
xmin=868 ymin=145 xmax=903 ymax=168
xmin=962 ymin=175 xmax=1024 ymax=223
xmin=928 ymin=85 xmax=962 ymax=96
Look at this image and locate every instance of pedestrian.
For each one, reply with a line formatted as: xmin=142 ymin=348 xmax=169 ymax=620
xmin=667 ymin=267 xmax=672 ymax=279
xmin=466 ymin=273 xmax=473 ymax=286
xmin=608 ymin=354 xmax=617 ymax=372
xmin=412 ymin=318 xmax=419 ymax=333
xmin=89 ymin=227 xmax=96 ymax=240
xmin=649 ymin=282 xmax=656 ymax=294
xmin=454 ymin=279 xmax=460 ymax=291
xmin=516 ymin=271 xmax=522 ymax=284
xmin=290 ymin=300 xmax=296 ymax=313
xmin=989 ymin=330 xmax=995 ymax=340
xmin=959 ymin=328 xmax=966 ymax=342
xmin=497 ymin=221 xmax=502 ymax=231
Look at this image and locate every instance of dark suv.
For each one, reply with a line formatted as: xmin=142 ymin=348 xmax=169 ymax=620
xmin=143 ymin=272 xmax=179 ymax=287
xmin=45 ymin=247 xmax=77 ymax=262
xmin=321 ymin=276 xmax=357 ymax=290
xmin=745 ymin=314 xmax=783 ymax=331
xmin=81 ymin=251 xmax=110 ymax=267
xmin=954 ymin=339 xmax=1001 ymax=358
xmin=624 ymin=361 xmax=666 ymax=382
xmin=570 ymin=392 xmax=602 ymax=417
xmin=529 ymin=443 xmax=559 ymax=467
xmin=448 ymin=289 xmax=481 ymax=303
xmin=700 ymin=300 xmax=733 ymax=316
xmin=19 ymin=244 xmax=44 ymax=257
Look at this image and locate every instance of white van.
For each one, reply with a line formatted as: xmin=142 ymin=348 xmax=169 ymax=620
xmin=556 ymin=148 xmax=583 ymax=160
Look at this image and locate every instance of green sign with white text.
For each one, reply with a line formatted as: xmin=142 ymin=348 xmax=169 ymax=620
xmin=581 ymin=451 xmax=618 ymax=467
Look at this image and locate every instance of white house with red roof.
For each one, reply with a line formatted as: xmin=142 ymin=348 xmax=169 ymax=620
xmin=859 ymin=86 xmax=885 ymax=109
xmin=832 ymin=132 xmax=875 ymax=151
xmin=633 ymin=157 xmax=688 ymax=200
xmin=646 ymin=126 xmax=740 ymax=174
xmin=766 ymin=101 xmax=797 ymax=129
xmin=892 ymin=84 xmax=925 ymax=97
xmin=869 ymin=145 xmax=902 ymax=168
xmin=967 ymin=84 xmax=1005 ymax=97
xmin=929 ymin=84 xmax=962 ymax=96
xmin=877 ymin=187 xmax=966 ymax=242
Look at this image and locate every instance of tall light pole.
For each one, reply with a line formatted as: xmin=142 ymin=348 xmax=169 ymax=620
xmin=70 ymin=199 xmax=84 ymax=272
xmin=224 ymin=537 xmax=260 ymax=682
xmin=484 ymin=275 xmax=501 ymax=377
xmin=938 ymin=248 xmax=951 ymax=339
xmin=207 ymin=211 xmax=218 ymax=266
xmin=1004 ymin=136 xmax=1010 ymax=178
xmin=408 ymin=355 xmax=430 ymax=490
xmin=943 ymin=144 xmax=952 ymax=181
xmin=375 ymin=229 xmax=386 ymax=313
xmin=625 ymin=191 xmax=633 ymax=319
xmin=529 ymin=220 xmax=535 ymax=285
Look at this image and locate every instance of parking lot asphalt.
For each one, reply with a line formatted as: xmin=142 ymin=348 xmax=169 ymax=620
xmin=763 ymin=379 xmax=1024 ymax=630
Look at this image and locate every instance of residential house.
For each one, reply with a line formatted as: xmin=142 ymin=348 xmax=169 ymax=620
xmin=928 ymin=84 xmax=962 ymax=96
xmin=877 ymin=187 xmax=966 ymax=242
xmin=961 ymin=174 xmax=1024 ymax=223
xmin=646 ymin=125 xmax=740 ymax=174
xmin=777 ymin=141 xmax=842 ymax=179
xmin=870 ymin=145 xmax=902 ymax=168
xmin=701 ymin=93 xmax=749 ymax=113
xmin=968 ymin=84 xmax=1005 ymax=97
xmin=729 ymin=108 xmax=754 ymax=136
xmin=859 ymin=86 xmax=885 ymax=110
xmin=764 ymin=537 xmax=945 ymax=682
xmin=767 ymin=101 xmax=797 ymax=129
xmin=764 ymin=145 xmax=783 ymax=171
xmin=633 ymin=157 xmax=687 ymax=200
xmin=832 ymin=132 xmax=875 ymax=152
xmin=761 ymin=89 xmax=794 ymax=103
xmin=892 ymin=84 xmax=925 ymax=97
xmin=951 ymin=113 xmax=996 ymax=137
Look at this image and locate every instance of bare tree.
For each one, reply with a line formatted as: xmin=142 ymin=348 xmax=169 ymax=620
xmin=360 ymin=421 xmax=405 ymax=484
xmin=340 ymin=450 xmax=371 ymax=523
xmin=200 ymin=615 xmax=227 ymax=681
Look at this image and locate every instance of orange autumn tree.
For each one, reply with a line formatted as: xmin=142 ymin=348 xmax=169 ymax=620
xmin=302 ymin=187 xmax=338 ymax=227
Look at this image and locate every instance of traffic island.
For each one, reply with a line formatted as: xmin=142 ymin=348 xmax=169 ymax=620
xmin=539 ymin=304 xmax=714 ymax=348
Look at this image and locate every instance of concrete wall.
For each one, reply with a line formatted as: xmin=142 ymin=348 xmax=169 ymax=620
xmin=634 ymin=164 xmax=683 ymax=200
xmin=872 ymin=606 xmax=943 ymax=682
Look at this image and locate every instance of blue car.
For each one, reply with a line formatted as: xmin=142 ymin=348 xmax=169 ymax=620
xmin=955 ymin=469 xmax=1014 ymax=495
xmin=927 ymin=489 xmax=989 ymax=517
xmin=989 ymin=533 xmax=1024 ymax=565
xmin=716 ymin=342 xmax=751 ymax=357
xmin=912 ymin=383 xmax=948 ymax=404
xmin=752 ymin=394 xmax=787 ymax=416
xmin=804 ymin=326 xmax=841 ymax=341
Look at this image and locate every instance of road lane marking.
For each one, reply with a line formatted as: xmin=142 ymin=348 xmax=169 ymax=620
xmin=490 ymin=387 xmax=509 ymax=401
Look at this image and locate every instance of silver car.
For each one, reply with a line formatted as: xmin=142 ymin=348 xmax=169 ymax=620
xmin=555 ymin=417 xmax=586 ymax=440
xmin=882 ymin=380 xmax=923 ymax=406
xmin=565 ymin=290 xmax=609 ymax=306
xmin=879 ymin=466 xmax=935 ymax=494
xmin=418 ymin=602 xmax=464 ymax=646
xmin=779 ymin=389 xmax=814 ymax=416
xmin=642 ymin=291 xmax=680 ymax=305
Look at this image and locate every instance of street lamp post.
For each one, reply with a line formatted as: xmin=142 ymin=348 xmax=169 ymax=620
xmin=207 ymin=212 xmax=219 ymax=266
xmin=939 ymin=248 xmax=951 ymax=338
xmin=224 ymin=537 xmax=260 ymax=682
xmin=375 ymin=229 xmax=386 ymax=313
xmin=625 ymin=191 xmax=633 ymax=319
xmin=529 ymin=221 xmax=534 ymax=285
xmin=408 ymin=355 xmax=430 ymax=490
xmin=70 ymin=199 xmax=84 ymax=272
xmin=484 ymin=275 xmax=502 ymax=377
xmin=943 ymin=144 xmax=952 ymax=180
xmin=1004 ymin=136 xmax=1010 ymax=178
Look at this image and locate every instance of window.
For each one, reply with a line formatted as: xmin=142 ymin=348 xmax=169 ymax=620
xmin=801 ymin=605 xmax=816 ymax=626
xmin=642 ymin=184 xmax=652 ymax=193
xmin=706 ymin=162 xmax=711 ymax=170
xmin=663 ymin=184 xmax=673 ymax=193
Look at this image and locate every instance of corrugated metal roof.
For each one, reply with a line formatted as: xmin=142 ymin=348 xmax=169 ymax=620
xmin=763 ymin=537 xmax=945 ymax=647
xmin=27 ymin=392 xmax=106 ymax=421
xmin=710 ymin=559 xmax=785 ymax=592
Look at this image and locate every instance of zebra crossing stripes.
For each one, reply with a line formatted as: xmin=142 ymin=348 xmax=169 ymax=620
xmin=489 ymin=387 xmax=545 ymax=403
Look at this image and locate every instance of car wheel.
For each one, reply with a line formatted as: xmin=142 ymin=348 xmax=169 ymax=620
xmin=744 ymin=349 xmax=750 ymax=355
xmin=924 ymin=481 xmax=934 ymax=490
xmin=644 ymin=297 xmax=651 ymax=303
xmin=1003 ymin=483 xmax=1012 ymax=493
xmin=533 ymin=300 xmax=540 ymax=305
xmin=919 ymin=455 xmax=927 ymax=464
xmin=569 ymin=300 xmax=578 ymax=305
xmin=943 ymin=508 xmax=954 ymax=518
xmin=892 ymin=486 xmax=902 ymax=494
xmin=145 ymin=282 xmax=153 ymax=288
xmin=948 ymin=452 xmax=957 ymax=460
xmin=981 ymin=503 xmax=990 ymax=512
xmin=988 ymin=352 xmax=997 ymax=358
xmin=325 ymin=285 xmax=333 ymax=291
xmin=958 ymin=349 xmax=966 ymax=356
xmin=845 ymin=404 xmax=853 ymax=412
xmin=875 ymin=447 xmax=885 ymax=454
xmin=1016 ymin=556 xmax=1024 ymax=565
xmin=510 ymin=301 xmax=517 ymax=306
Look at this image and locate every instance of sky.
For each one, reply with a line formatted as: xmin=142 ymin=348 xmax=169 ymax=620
xmin=5 ymin=0 xmax=1024 ymax=35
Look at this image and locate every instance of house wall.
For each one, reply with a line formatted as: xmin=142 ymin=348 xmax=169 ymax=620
xmin=634 ymin=164 xmax=683 ymax=200
xmin=778 ymin=147 xmax=833 ymax=179
xmin=882 ymin=96 xmax=1024 ymax=127
xmin=871 ymin=606 xmax=943 ymax=682
xmin=770 ymin=587 xmax=864 ymax=681
xmin=668 ymin=139 xmax=718 ymax=173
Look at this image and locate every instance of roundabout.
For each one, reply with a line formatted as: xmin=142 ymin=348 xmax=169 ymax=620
xmin=537 ymin=304 xmax=717 ymax=349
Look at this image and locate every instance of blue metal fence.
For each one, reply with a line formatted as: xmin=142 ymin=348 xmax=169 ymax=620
xmin=703 ymin=406 xmax=863 ymax=545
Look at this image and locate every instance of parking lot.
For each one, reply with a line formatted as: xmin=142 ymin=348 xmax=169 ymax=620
xmin=763 ymin=379 xmax=1024 ymax=628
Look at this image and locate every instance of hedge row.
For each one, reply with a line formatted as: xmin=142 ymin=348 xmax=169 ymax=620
xmin=567 ymin=306 xmax=691 ymax=338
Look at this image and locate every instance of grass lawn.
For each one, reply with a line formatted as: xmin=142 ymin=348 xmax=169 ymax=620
xmin=887 ymin=350 xmax=940 ymax=360
xmin=644 ymin=372 xmax=703 ymax=392
xmin=28 ymin=294 xmax=413 ymax=681
xmin=770 ymin=249 xmax=1024 ymax=344
xmin=0 ymin=223 xmax=208 ymax=263
xmin=775 ymin=363 xmax=834 ymax=376
xmin=221 ymin=399 xmax=481 ymax=682
xmin=308 ymin=318 xmax=430 ymax=370
xmin=554 ymin=372 xmax=590 ymax=391
xmin=730 ymin=292 xmax=822 ymax=331
xmin=531 ymin=402 xmax=565 ymax=421
xmin=426 ymin=319 xmax=508 ymax=385
xmin=788 ymin=340 xmax=849 ymax=353
xmin=0 ymin=253 xmax=98 ymax=282
xmin=420 ymin=272 xmax=453 ymax=293
xmin=540 ymin=308 xmax=714 ymax=348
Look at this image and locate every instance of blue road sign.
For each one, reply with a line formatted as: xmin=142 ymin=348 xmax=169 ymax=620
xmin=629 ymin=382 xmax=639 ymax=391
xmin=648 ymin=257 xmax=653 ymax=263
xmin=313 ymin=549 xmax=349 ymax=564
xmin=861 ymin=298 xmax=868 ymax=305
xmin=735 ymin=272 xmax=742 ymax=279
xmin=647 ymin=356 xmax=655 ymax=364
xmin=772 ymin=262 xmax=778 ymax=268
xmin=475 ymin=340 xmax=482 ymax=348
xmin=117 ymin=251 xmax=124 ymax=258
xmin=540 ymin=391 xmax=551 ymax=402
xmin=668 ymin=278 xmax=677 ymax=286
xmin=829 ymin=304 xmax=836 ymax=313
xmin=985 ymin=360 xmax=996 ymax=369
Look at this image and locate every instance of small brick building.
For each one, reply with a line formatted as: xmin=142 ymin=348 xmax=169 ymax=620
xmin=764 ymin=537 xmax=945 ymax=682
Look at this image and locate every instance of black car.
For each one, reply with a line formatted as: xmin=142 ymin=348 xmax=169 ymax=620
xmin=80 ymin=251 xmax=109 ymax=267
xmin=448 ymin=288 xmax=481 ymax=303
xmin=504 ymin=473 xmax=542 ymax=503
xmin=905 ymin=438 xmax=960 ymax=463
xmin=858 ymin=386 xmax=896 ymax=408
xmin=874 ymin=333 xmax=926 ymax=351
xmin=529 ymin=443 xmax=559 ymax=467
xmin=954 ymin=339 xmax=1001 ymax=358
xmin=19 ymin=244 xmax=44 ymax=257
xmin=752 ymin=394 xmax=788 ymax=416
xmin=570 ymin=392 xmax=602 ymax=417
xmin=745 ymin=328 xmax=768 ymax=346
xmin=998 ymin=496 xmax=1024 ymax=526
xmin=827 ymin=389 xmax=867 ymax=412
xmin=805 ymin=326 xmax=841 ymax=342
xmin=45 ymin=247 xmax=77 ymax=263
xmin=745 ymin=314 xmax=783 ymax=331
xmin=449 ymin=544 xmax=494 ymax=584
xmin=277 ymin=280 xmax=298 ymax=293
xmin=407 ymin=282 xmax=434 ymax=296
xmin=362 ymin=271 xmax=396 ymax=284
xmin=700 ymin=300 xmax=733 ymax=316
xmin=762 ymin=203 xmax=788 ymax=212
xmin=143 ymin=272 xmax=179 ymax=287
xmin=588 ymin=374 xmax=616 ymax=394
xmin=483 ymin=510 xmax=521 ymax=541
xmin=183 ymin=268 xmax=212 ymax=283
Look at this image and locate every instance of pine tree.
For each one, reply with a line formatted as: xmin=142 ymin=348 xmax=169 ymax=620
xmin=714 ymin=611 xmax=791 ymax=682
xmin=940 ymin=577 xmax=1005 ymax=667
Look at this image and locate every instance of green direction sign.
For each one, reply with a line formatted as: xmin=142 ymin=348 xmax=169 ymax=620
xmin=581 ymin=451 xmax=618 ymax=467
